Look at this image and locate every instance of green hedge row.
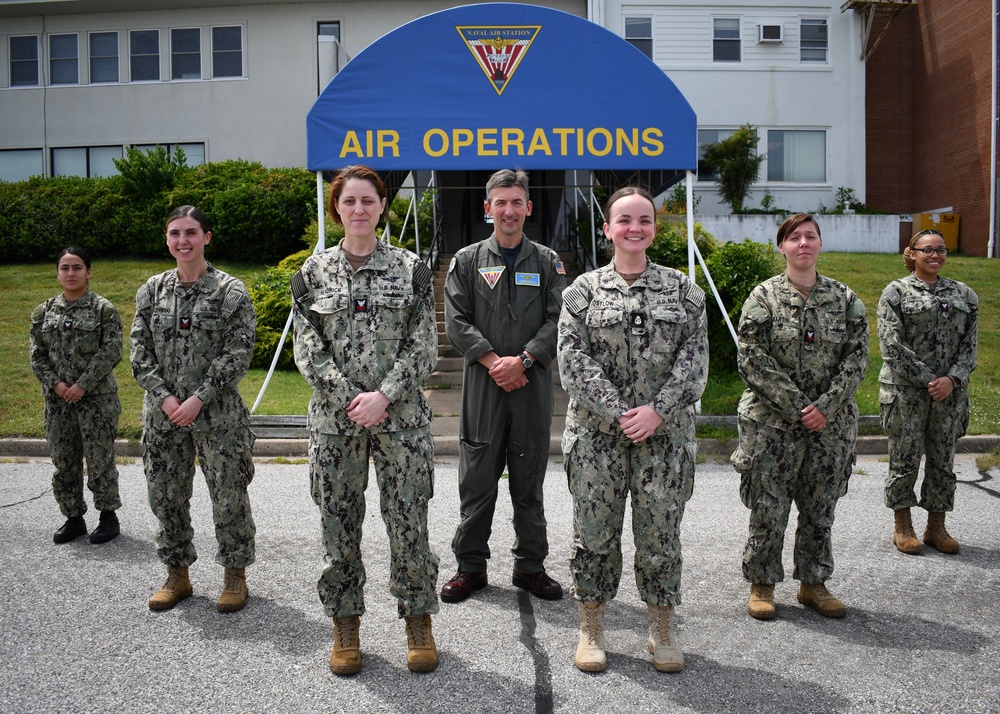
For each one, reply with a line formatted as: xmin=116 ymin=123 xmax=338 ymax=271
xmin=0 ymin=147 xmax=317 ymax=264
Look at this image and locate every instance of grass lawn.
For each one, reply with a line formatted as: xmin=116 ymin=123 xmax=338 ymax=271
xmin=1 ymin=252 xmax=997 ymax=438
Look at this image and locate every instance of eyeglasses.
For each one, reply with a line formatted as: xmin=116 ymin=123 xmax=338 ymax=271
xmin=914 ymin=246 xmax=948 ymax=257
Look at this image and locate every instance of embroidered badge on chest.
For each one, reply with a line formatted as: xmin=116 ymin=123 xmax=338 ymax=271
xmin=479 ymin=266 xmax=505 ymax=290
xmin=180 ymin=316 xmax=192 ymax=330
xmin=630 ymin=311 xmax=646 ymax=334
xmin=63 ymin=319 xmax=73 ymax=330
xmin=515 ymin=272 xmax=540 ymax=287
xmin=940 ymin=301 xmax=950 ymax=313
xmin=354 ymin=298 xmax=368 ymax=313
xmin=805 ymin=329 xmax=815 ymax=343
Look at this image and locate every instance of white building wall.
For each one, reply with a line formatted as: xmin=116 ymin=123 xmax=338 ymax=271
xmin=0 ymin=1 xmax=586 ymax=174
xmin=603 ymin=1 xmax=865 ymax=216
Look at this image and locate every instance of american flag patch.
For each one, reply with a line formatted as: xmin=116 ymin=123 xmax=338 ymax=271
xmin=554 ymin=260 xmax=566 ymax=275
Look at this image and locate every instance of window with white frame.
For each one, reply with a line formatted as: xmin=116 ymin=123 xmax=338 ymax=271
xmin=50 ymin=34 xmax=79 ymax=84
xmin=52 ymin=146 xmax=122 ymax=178
xmin=0 ymin=149 xmax=43 ymax=181
xmin=10 ymin=36 xmax=39 ymax=87
xmin=90 ymin=32 xmax=119 ymax=83
xmin=800 ymin=19 xmax=828 ymax=62
xmin=317 ymin=22 xmax=342 ymax=94
xmin=697 ymin=128 xmax=737 ymax=181
xmin=212 ymin=26 xmax=242 ymax=78
xmin=624 ymin=17 xmax=653 ymax=59
xmin=130 ymin=30 xmax=159 ymax=81
xmin=767 ymin=130 xmax=826 ymax=182
xmin=171 ymin=28 xmax=201 ymax=80
xmin=713 ymin=18 xmax=740 ymax=62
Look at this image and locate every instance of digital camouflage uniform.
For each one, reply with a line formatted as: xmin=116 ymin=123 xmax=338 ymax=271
xmin=732 ymin=274 xmax=868 ymax=586
xmin=444 ymin=235 xmax=565 ymax=574
xmin=878 ymin=275 xmax=978 ymax=512
xmin=559 ymin=263 xmax=708 ymax=606
xmin=291 ymin=242 xmax=440 ymax=619
xmin=30 ymin=290 xmax=123 ymax=519
xmin=131 ymin=264 xmax=257 ymax=569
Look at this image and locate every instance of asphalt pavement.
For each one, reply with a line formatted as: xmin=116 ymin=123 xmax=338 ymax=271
xmin=1 ymin=453 xmax=998 ymax=714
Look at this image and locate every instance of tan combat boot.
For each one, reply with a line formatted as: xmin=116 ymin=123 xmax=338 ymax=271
xmin=575 ymin=601 xmax=607 ymax=672
xmin=748 ymin=583 xmax=776 ymax=620
xmin=217 ymin=567 xmax=248 ymax=613
xmin=647 ymin=603 xmax=684 ymax=672
xmin=330 ymin=615 xmax=362 ymax=675
xmin=893 ymin=508 xmax=923 ymax=555
xmin=924 ymin=512 xmax=960 ymax=554
xmin=148 ymin=565 xmax=192 ymax=611
xmin=797 ymin=582 xmax=846 ymax=618
xmin=404 ymin=613 xmax=439 ymax=672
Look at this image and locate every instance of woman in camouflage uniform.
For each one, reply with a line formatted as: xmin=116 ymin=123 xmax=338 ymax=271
xmin=131 ymin=206 xmax=257 ymax=614
xmin=878 ymin=229 xmax=978 ymax=556
xmin=30 ymin=247 xmax=123 ymax=545
xmin=291 ymin=165 xmax=440 ymax=675
xmin=733 ymin=213 xmax=868 ymax=621
xmin=558 ymin=186 xmax=709 ymax=674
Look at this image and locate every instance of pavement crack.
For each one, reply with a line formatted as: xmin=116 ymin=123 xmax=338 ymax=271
xmin=516 ymin=589 xmax=554 ymax=714
xmin=1 ymin=488 xmax=50 ymax=508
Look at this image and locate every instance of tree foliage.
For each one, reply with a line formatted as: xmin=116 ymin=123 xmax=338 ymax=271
xmin=702 ymin=124 xmax=764 ymax=213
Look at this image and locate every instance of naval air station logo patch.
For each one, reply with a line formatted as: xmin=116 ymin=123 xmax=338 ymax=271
xmin=479 ymin=266 xmax=505 ymax=289
xmin=456 ymin=25 xmax=541 ymax=96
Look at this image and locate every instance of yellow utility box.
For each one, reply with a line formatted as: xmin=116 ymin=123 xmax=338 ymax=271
xmin=912 ymin=212 xmax=959 ymax=251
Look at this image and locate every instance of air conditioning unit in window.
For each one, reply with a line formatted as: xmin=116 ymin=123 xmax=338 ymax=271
xmin=758 ymin=24 xmax=783 ymax=43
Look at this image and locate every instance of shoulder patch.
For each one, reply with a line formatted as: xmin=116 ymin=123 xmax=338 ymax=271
xmin=135 ymin=283 xmax=151 ymax=312
xmin=882 ymin=283 xmax=902 ymax=306
xmin=847 ymin=293 xmax=867 ymax=320
xmin=562 ymin=283 xmax=589 ymax=316
xmin=412 ymin=262 xmax=433 ymax=293
xmin=290 ymin=271 xmax=309 ymax=302
xmin=222 ymin=289 xmax=245 ymax=317
xmin=966 ymin=286 xmax=979 ymax=308
xmin=447 ymin=256 xmax=457 ymax=274
xmin=742 ymin=298 xmax=770 ymax=323
xmin=685 ymin=282 xmax=706 ymax=308
xmin=30 ymin=303 xmax=45 ymax=324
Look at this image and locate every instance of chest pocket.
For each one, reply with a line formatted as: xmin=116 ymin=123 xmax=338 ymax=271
xmin=310 ymin=294 xmax=351 ymax=343
xmin=900 ymin=295 xmax=935 ymax=316
xmin=821 ymin=317 xmax=847 ymax=344
xmin=771 ymin=319 xmax=799 ymax=344
xmin=373 ymin=291 xmax=413 ymax=340
xmin=649 ymin=305 xmax=686 ymax=352
xmin=586 ymin=307 xmax=625 ymax=329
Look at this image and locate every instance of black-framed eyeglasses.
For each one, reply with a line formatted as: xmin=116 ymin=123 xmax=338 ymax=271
xmin=915 ymin=246 xmax=948 ymax=257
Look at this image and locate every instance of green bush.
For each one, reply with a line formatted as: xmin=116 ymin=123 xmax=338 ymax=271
xmin=0 ymin=176 xmax=129 ymax=262
xmin=701 ymin=238 xmax=780 ymax=372
xmin=248 ymin=249 xmax=313 ymax=370
xmin=1 ymin=150 xmax=317 ymax=263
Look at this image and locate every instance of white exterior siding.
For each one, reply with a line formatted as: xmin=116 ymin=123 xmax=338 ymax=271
xmin=616 ymin=1 xmax=863 ymax=216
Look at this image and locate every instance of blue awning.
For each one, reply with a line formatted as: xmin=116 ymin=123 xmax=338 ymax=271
xmin=306 ymin=2 xmax=696 ymax=173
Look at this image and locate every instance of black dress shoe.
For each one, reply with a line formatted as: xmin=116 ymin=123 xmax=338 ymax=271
xmin=440 ymin=571 xmax=487 ymax=603
xmin=89 ymin=510 xmax=120 ymax=545
xmin=512 ymin=570 xmax=563 ymax=600
xmin=53 ymin=516 xmax=87 ymax=544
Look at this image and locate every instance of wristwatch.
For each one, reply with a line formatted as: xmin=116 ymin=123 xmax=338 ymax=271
xmin=519 ymin=352 xmax=533 ymax=369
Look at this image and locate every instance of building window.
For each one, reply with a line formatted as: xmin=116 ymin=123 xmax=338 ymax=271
xmin=801 ymin=19 xmax=828 ymax=62
xmin=171 ymin=28 xmax=201 ymax=80
xmin=697 ymin=128 xmax=736 ymax=181
xmin=10 ymin=36 xmax=39 ymax=87
xmin=90 ymin=32 xmax=119 ymax=83
xmin=50 ymin=34 xmax=79 ymax=85
xmin=52 ymin=146 xmax=123 ymax=178
xmin=317 ymin=22 xmax=343 ymax=93
xmin=133 ymin=143 xmax=206 ymax=166
xmin=624 ymin=17 xmax=653 ymax=59
xmin=212 ymin=26 xmax=242 ymax=78
xmin=713 ymin=18 xmax=740 ymax=62
xmin=130 ymin=30 xmax=159 ymax=81
xmin=767 ymin=130 xmax=826 ymax=182
xmin=0 ymin=149 xmax=43 ymax=181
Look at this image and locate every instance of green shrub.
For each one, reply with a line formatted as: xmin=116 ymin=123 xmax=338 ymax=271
xmin=0 ymin=176 xmax=129 ymax=262
xmin=701 ymin=238 xmax=780 ymax=372
xmin=646 ymin=217 xmax=718 ymax=269
xmin=248 ymin=249 xmax=313 ymax=369
xmin=702 ymin=124 xmax=764 ymax=213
